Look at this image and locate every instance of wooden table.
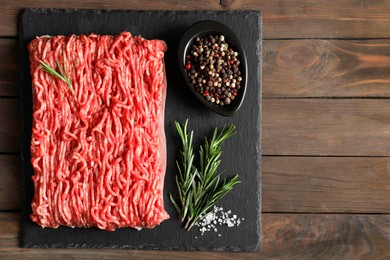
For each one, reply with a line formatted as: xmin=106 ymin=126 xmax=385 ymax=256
xmin=2 ymin=1 xmax=390 ymax=258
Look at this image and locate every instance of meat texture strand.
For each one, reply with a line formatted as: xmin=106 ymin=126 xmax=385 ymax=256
xmin=28 ymin=32 xmax=169 ymax=231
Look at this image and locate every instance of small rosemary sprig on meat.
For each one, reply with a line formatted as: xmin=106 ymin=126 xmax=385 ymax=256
xmin=39 ymin=52 xmax=76 ymax=95
xmin=170 ymin=119 xmax=240 ymax=231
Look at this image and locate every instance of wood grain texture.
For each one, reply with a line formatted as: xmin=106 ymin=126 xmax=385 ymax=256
xmin=0 ymin=99 xmax=19 ymax=153
xmin=4 ymin=154 xmax=390 ymax=213
xmin=263 ymin=156 xmax=390 ymax=213
xmin=0 ymin=155 xmax=20 ymax=211
xmin=263 ymin=99 xmax=390 ymax=156
xmin=262 ymin=213 xmax=390 ymax=258
xmin=2 ymin=0 xmax=390 ymax=257
xmin=0 ymin=212 xmax=19 ymax=240
xmin=264 ymin=39 xmax=390 ymax=98
xmin=2 ymin=212 xmax=390 ymax=258
xmin=2 ymin=0 xmax=390 ymax=38
xmin=0 ymin=39 xmax=18 ymax=97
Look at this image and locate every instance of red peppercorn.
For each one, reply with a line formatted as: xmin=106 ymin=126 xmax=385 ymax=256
xmin=186 ymin=34 xmax=241 ymax=107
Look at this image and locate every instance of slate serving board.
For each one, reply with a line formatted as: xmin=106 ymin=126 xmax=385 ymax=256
xmin=19 ymin=8 xmax=262 ymax=251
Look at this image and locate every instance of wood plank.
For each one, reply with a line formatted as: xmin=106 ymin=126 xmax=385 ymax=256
xmin=263 ymin=99 xmax=390 ymax=156
xmin=0 ymin=99 xmax=19 ymax=153
xmin=1 ymin=212 xmax=390 ymax=258
xmin=0 ymin=212 xmax=19 ymax=240
xmin=0 ymin=39 xmax=18 ymax=97
xmin=262 ymin=213 xmax=390 ymax=258
xmin=264 ymin=39 xmax=390 ymax=98
xmin=7 ymin=37 xmax=390 ymax=98
xmin=0 ymin=155 xmax=20 ymax=211
xmin=2 ymin=0 xmax=390 ymax=38
xmin=263 ymin=156 xmax=390 ymax=213
xmin=3 ymin=154 xmax=390 ymax=213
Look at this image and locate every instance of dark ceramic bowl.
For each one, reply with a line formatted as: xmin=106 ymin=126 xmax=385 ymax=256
xmin=178 ymin=20 xmax=247 ymax=117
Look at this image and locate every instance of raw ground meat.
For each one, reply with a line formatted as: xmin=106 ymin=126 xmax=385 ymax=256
xmin=28 ymin=32 xmax=169 ymax=231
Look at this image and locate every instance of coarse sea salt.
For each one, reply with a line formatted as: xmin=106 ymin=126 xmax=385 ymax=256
xmin=194 ymin=206 xmax=244 ymax=237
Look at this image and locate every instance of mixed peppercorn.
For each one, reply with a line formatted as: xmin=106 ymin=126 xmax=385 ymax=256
xmin=185 ymin=35 xmax=242 ymax=106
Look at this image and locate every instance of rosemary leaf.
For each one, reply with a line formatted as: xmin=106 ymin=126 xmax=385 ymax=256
xmin=39 ymin=60 xmax=68 ymax=83
xmin=56 ymin=60 xmax=65 ymax=77
xmin=170 ymin=119 xmax=240 ymax=231
xmin=39 ymin=57 xmax=76 ymax=95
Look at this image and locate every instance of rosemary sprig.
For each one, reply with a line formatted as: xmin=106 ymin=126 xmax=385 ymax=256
xmin=170 ymin=119 xmax=240 ymax=231
xmin=39 ymin=52 xmax=76 ymax=95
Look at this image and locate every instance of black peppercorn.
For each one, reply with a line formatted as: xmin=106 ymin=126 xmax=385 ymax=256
xmin=185 ymin=34 xmax=242 ymax=107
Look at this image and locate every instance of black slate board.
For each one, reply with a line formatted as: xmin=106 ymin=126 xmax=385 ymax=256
xmin=19 ymin=9 xmax=262 ymax=251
